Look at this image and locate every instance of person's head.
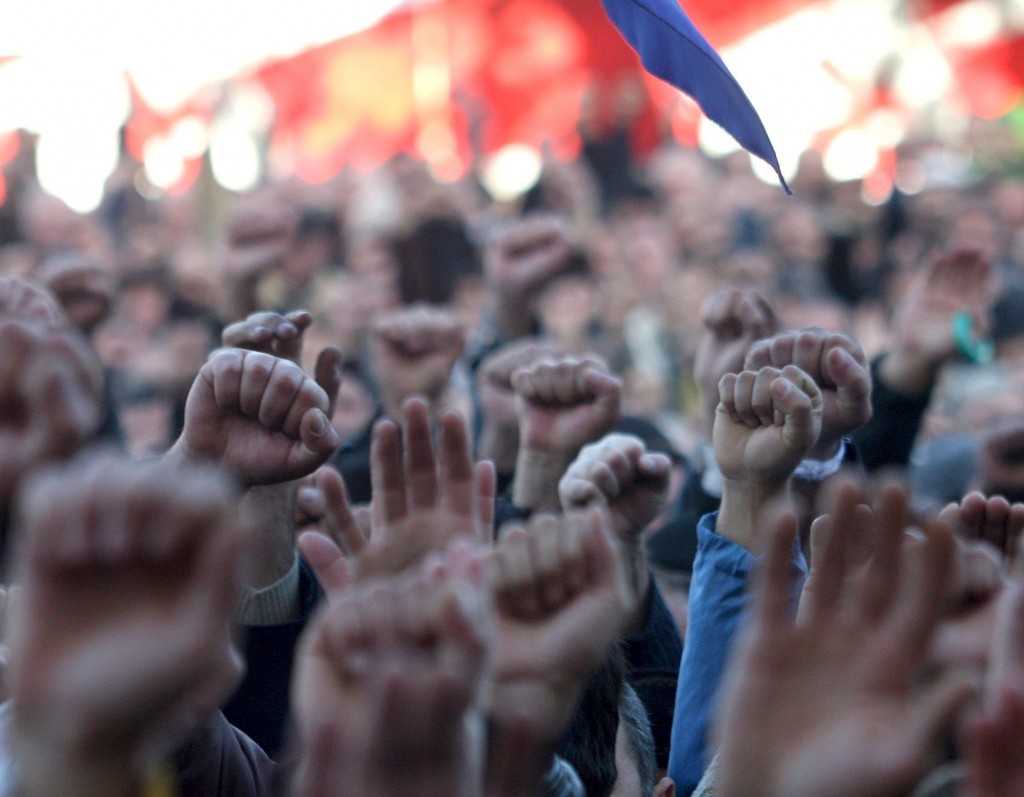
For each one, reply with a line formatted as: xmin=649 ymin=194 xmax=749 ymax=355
xmin=559 ymin=647 xmax=625 ymax=797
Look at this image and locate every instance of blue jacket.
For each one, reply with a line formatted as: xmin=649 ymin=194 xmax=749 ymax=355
xmin=668 ymin=512 xmax=807 ymax=795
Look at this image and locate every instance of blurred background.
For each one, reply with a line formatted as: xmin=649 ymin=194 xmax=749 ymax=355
xmin=1 ymin=0 xmax=1022 ymax=211
xmin=2 ymin=0 xmax=1024 ymax=480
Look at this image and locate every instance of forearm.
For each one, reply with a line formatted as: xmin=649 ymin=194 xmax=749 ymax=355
xmin=487 ymin=719 xmax=564 ymax=797
xmin=222 ymin=275 xmax=262 ymax=324
xmin=852 ymin=354 xmax=933 ymax=471
xmin=716 ymin=479 xmax=788 ymax=555
xmin=512 ymin=449 xmax=573 ymax=512
xmin=240 ymin=481 xmax=299 ymax=591
xmin=876 ymin=347 xmax=940 ymax=399
xmin=492 ymin=297 xmax=537 ymax=342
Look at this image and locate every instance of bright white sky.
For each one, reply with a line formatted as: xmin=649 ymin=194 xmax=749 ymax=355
xmin=0 ymin=0 xmax=417 ymax=111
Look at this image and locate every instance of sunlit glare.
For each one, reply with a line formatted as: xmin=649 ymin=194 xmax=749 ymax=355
xmin=481 ymin=144 xmax=542 ymax=202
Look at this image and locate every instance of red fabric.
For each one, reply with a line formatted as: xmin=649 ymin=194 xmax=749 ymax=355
xmin=950 ymin=33 xmax=1024 ymax=119
xmin=248 ymin=0 xmax=823 ymax=177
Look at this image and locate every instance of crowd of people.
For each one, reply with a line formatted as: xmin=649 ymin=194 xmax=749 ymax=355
xmin=0 ymin=99 xmax=1023 ymax=797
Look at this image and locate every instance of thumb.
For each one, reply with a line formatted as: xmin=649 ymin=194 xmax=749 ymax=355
xmin=772 ymin=369 xmax=820 ymax=454
xmin=300 ymin=408 xmax=341 ymax=456
xmin=826 ymin=347 xmax=870 ymax=413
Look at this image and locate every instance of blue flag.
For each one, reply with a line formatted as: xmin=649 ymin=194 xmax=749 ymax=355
xmin=600 ymin=0 xmax=791 ymax=194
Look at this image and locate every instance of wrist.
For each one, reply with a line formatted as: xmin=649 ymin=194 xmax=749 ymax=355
xmin=878 ymin=349 xmax=940 ymax=398
xmin=717 ymin=478 xmax=789 ymax=554
xmin=240 ymin=481 xmax=298 ymax=589
xmin=493 ymin=298 xmax=536 ymax=341
xmin=512 ymin=448 xmax=574 ymax=512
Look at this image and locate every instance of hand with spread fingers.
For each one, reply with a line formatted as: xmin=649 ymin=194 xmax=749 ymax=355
xmin=298 ymin=397 xmax=495 ymax=587
xmin=10 ymin=455 xmax=248 ymax=797
xmin=168 ymin=348 xmax=340 ymax=486
xmin=693 ymin=288 xmax=783 ymax=441
xmin=744 ymin=328 xmax=871 ymax=460
xmin=291 ymin=556 xmax=490 ymax=797
xmin=883 ymin=247 xmax=993 ymax=396
xmin=716 ymin=485 xmax=976 ymax=797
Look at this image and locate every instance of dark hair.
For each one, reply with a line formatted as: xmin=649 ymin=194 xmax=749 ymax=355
xmin=558 ymin=645 xmax=625 ymax=797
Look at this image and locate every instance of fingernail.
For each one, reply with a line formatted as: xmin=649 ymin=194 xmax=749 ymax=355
xmin=311 ymin=411 xmax=328 ymax=435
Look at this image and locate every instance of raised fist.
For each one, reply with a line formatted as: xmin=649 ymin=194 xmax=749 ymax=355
xmin=745 ymin=328 xmax=871 ymax=459
xmin=513 ymin=356 xmax=621 ymax=456
xmin=370 ymin=304 xmax=465 ymax=416
xmin=693 ymin=288 xmax=783 ymax=439
xmin=170 ymin=348 xmax=339 ymax=486
xmin=10 ymin=455 xmax=247 ymax=793
xmin=714 ymin=365 xmax=823 ymax=487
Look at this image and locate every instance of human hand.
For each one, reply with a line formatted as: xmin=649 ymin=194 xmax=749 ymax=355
xmin=487 ymin=510 xmax=635 ymax=759
xmin=35 ymin=254 xmax=114 ymax=335
xmin=714 ymin=365 xmax=823 ymax=488
xmin=745 ymin=329 xmax=871 ymax=460
xmin=883 ymin=248 xmax=993 ymax=396
xmin=0 ymin=276 xmax=67 ymax=328
xmin=291 ymin=555 xmax=489 ymax=797
xmin=510 ymin=356 xmax=620 ymax=513
xmin=693 ymin=288 xmax=782 ymax=440
xmin=9 ymin=455 xmax=247 ymax=797
xmin=476 ymin=339 xmax=570 ymax=473
xmin=222 ymin=309 xmax=313 ymax=364
xmin=222 ymin=308 xmax=342 ymax=417
xmin=299 ymin=398 xmax=495 ymax=586
xmin=938 ymin=492 xmax=1024 ymax=565
xmin=513 ymin=356 xmax=620 ymax=455
xmin=485 ymin=216 xmax=576 ymax=339
xmin=222 ymin=195 xmax=296 ymax=284
xmin=0 ymin=318 xmax=103 ymax=499
xmin=169 ymin=348 xmax=340 ymax=486
xmin=716 ymin=486 xmax=975 ymax=797
xmin=977 ymin=417 xmax=1024 ymax=503
xmin=370 ymin=304 xmax=465 ymax=418
xmin=559 ymin=433 xmax=670 ymax=544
